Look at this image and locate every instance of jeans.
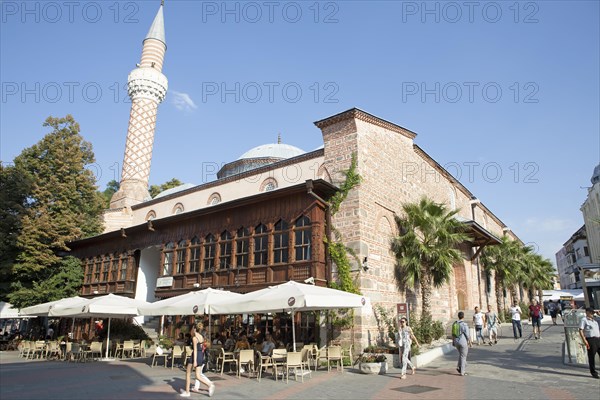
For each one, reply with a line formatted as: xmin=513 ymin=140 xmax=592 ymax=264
xmin=512 ymin=319 xmax=522 ymax=338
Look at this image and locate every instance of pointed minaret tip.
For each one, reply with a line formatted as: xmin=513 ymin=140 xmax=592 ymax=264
xmin=145 ymin=1 xmax=166 ymax=46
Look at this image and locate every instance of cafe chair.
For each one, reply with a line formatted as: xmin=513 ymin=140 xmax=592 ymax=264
xmin=218 ymin=347 xmax=238 ymax=376
xmin=327 ymin=346 xmax=343 ymax=372
xmin=284 ymin=352 xmax=304 ymax=383
xmin=237 ymin=349 xmax=255 ymax=379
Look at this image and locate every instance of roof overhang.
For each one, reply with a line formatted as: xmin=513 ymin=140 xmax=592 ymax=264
xmin=461 ymin=220 xmax=501 ymax=261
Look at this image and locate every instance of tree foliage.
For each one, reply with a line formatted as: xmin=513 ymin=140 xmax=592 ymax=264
xmin=3 ymin=115 xmax=104 ymax=307
xmin=149 ymin=178 xmax=184 ymax=198
xmin=391 ymin=197 xmax=469 ymax=319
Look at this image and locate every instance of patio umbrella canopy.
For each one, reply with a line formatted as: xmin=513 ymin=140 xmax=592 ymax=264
xmin=210 ymin=281 xmax=369 ymax=351
xmin=48 ymin=293 xmax=150 ymax=359
xmin=0 ymin=301 xmax=34 ymax=319
xmin=21 ymin=296 xmax=85 ymax=317
xmin=139 ymin=288 xmax=242 ymax=316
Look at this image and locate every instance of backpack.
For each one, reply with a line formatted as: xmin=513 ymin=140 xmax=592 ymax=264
xmin=451 ymin=321 xmax=460 ymax=339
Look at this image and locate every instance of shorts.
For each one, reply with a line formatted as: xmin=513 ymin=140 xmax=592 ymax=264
xmin=488 ymin=326 xmax=498 ymax=335
xmin=531 ymin=317 xmax=541 ymax=327
xmin=550 ymin=311 xmax=557 ymax=318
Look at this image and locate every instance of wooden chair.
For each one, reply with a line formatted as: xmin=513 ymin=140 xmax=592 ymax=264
xmin=327 ymin=346 xmax=343 ymax=372
xmin=237 ymin=349 xmax=255 ymax=379
xmin=284 ymin=352 xmax=304 ymax=383
xmin=218 ymin=347 xmax=238 ymax=376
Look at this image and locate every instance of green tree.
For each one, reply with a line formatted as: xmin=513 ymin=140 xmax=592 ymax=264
xmin=7 ymin=115 xmax=104 ymax=308
xmin=149 ymin=178 xmax=184 ymax=198
xmin=100 ymin=179 xmax=120 ymax=208
xmin=391 ymin=197 xmax=469 ymax=319
xmin=0 ymin=164 xmax=33 ymax=300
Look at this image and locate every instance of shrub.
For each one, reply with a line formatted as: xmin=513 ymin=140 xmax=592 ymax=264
xmin=359 ymin=353 xmax=388 ymax=363
xmin=411 ymin=313 xmax=444 ymax=344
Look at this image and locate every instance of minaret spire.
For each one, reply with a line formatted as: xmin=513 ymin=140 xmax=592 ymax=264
xmin=110 ymin=1 xmax=168 ymax=210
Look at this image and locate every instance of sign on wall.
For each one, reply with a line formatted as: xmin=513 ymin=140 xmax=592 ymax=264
xmin=156 ymin=276 xmax=174 ymax=288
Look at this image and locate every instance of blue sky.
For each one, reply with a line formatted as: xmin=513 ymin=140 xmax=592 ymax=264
xmin=1 ymin=0 xmax=599 ymax=265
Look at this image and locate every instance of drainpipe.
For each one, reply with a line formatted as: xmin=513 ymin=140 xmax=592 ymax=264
xmin=470 ymin=198 xmax=483 ymax=308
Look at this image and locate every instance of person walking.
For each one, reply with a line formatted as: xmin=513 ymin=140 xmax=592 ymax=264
xmin=548 ymin=300 xmax=558 ymax=325
xmin=180 ymin=322 xmax=215 ymax=397
xmin=473 ymin=306 xmax=485 ymax=345
xmin=578 ymin=307 xmax=600 ymax=379
xmin=396 ymin=317 xmax=419 ymax=379
xmin=509 ymin=301 xmax=523 ymax=340
xmin=528 ymin=299 xmax=543 ymax=339
xmin=485 ymin=304 xmax=498 ymax=345
xmin=454 ymin=311 xmax=471 ymax=376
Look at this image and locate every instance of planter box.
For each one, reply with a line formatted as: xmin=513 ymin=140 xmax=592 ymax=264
xmin=359 ymin=361 xmax=388 ymax=375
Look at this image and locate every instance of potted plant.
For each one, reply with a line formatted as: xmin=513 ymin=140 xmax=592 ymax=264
xmin=358 ymin=353 xmax=388 ymax=375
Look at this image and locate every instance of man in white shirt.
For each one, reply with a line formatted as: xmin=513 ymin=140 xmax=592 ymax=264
xmin=473 ymin=306 xmax=485 ymax=345
xmin=509 ymin=301 xmax=523 ymax=340
xmin=579 ymin=307 xmax=600 ymax=379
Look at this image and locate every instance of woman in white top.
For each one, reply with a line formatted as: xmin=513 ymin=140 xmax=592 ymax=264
xmin=396 ymin=317 xmax=419 ymax=379
xmin=509 ymin=301 xmax=523 ymax=339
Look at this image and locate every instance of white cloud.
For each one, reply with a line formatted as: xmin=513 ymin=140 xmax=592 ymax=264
xmin=523 ymin=217 xmax=574 ymax=232
xmin=171 ymin=91 xmax=197 ymax=112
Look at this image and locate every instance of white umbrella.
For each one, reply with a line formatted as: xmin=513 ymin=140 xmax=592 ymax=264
xmin=210 ymin=281 xmax=369 ymax=351
xmin=0 ymin=301 xmax=35 ymax=319
xmin=139 ymin=288 xmax=243 ymax=339
xmin=21 ymin=296 xmax=85 ymax=316
xmin=49 ymin=294 xmax=149 ymax=359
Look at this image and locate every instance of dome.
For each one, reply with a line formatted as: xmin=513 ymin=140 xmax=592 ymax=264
xmin=154 ymin=183 xmax=196 ymax=199
xmin=238 ymin=143 xmax=305 ymax=160
xmin=592 ymin=163 xmax=600 ymax=185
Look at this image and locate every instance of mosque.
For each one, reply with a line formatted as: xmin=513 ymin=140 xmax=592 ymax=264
xmin=69 ymin=2 xmax=519 ymax=347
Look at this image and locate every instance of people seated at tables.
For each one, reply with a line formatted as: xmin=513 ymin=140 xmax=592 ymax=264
xmin=260 ymin=334 xmax=275 ymax=356
xmin=212 ymin=334 xmax=223 ymax=346
xmin=234 ymin=334 xmax=250 ymax=351
xmin=223 ymin=333 xmax=235 ymax=352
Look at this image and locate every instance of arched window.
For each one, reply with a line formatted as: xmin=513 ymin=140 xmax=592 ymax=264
xmin=219 ymin=231 xmax=232 ymax=269
xmin=236 ymin=227 xmax=250 ymax=268
xmin=253 ymin=224 xmax=268 ymax=266
xmin=204 ymin=234 xmax=216 ymax=271
xmin=207 ymin=193 xmax=221 ymax=205
xmin=189 ymin=236 xmax=201 ymax=273
xmin=162 ymin=242 xmax=175 ymax=276
xmin=145 ymin=210 xmax=156 ymax=221
xmin=294 ymin=215 xmax=311 ymax=261
xmin=173 ymin=203 xmax=184 ymax=215
xmin=260 ymin=178 xmax=278 ymax=192
xmin=273 ymin=219 xmax=289 ymax=264
xmin=176 ymin=239 xmax=187 ymax=274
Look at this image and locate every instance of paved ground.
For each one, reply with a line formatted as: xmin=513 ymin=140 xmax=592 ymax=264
xmin=1 ymin=319 xmax=598 ymax=399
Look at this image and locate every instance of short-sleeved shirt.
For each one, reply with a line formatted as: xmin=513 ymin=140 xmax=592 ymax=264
xmin=486 ymin=311 xmax=498 ymax=327
xmin=579 ymin=317 xmax=600 ymax=338
xmin=529 ymin=304 xmax=542 ymax=319
xmin=510 ymin=306 xmax=522 ymax=321
xmin=473 ymin=312 xmax=484 ymax=327
xmin=261 ymin=340 xmax=275 ymax=355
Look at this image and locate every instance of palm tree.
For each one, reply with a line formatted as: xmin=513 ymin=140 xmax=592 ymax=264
xmin=391 ymin=197 xmax=469 ymax=319
xmin=525 ymin=253 xmax=555 ymax=304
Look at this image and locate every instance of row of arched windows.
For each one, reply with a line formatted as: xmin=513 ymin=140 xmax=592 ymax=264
xmin=145 ymin=179 xmax=281 ymax=221
xmin=161 ymin=216 xmax=311 ymax=277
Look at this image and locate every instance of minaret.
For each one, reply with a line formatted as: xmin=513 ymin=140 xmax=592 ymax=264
xmin=110 ymin=1 xmax=168 ymax=209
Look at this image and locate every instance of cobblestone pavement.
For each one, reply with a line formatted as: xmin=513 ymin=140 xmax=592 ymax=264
xmin=1 ymin=320 xmax=598 ymax=399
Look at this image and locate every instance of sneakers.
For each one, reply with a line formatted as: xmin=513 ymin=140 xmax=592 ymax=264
xmin=400 ymin=374 xmax=407 ymax=379
xmin=488 ymin=342 xmax=493 ymax=346
xmin=208 ymin=384 xmax=215 ymax=397
xmin=179 ymin=389 xmax=190 ymax=397
xmin=193 ymin=380 xmax=200 ymax=391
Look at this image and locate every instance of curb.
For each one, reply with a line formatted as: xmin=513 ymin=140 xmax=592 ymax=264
xmin=413 ymin=342 xmax=454 ymax=368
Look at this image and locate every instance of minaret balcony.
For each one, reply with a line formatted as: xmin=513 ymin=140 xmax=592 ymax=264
xmin=127 ymin=67 xmax=168 ymax=103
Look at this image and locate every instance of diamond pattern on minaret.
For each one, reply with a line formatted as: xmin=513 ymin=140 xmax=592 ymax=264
xmin=121 ymin=98 xmax=158 ymax=182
